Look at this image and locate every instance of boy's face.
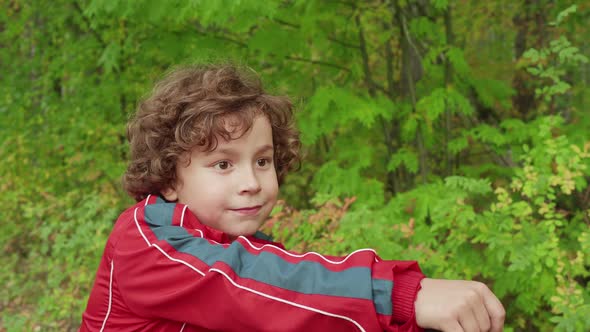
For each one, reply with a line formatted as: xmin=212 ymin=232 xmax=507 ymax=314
xmin=162 ymin=115 xmax=279 ymax=238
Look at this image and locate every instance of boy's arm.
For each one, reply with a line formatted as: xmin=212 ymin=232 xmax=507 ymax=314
xmin=112 ymin=202 xmax=425 ymax=332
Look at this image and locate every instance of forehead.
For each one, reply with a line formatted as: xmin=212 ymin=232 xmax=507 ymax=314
xmin=204 ymin=115 xmax=273 ymax=153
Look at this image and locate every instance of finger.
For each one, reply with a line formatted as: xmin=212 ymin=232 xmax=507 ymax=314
xmin=458 ymin=308 xmax=481 ymax=332
xmin=476 ymin=284 xmax=506 ymax=332
xmin=471 ymin=292 xmax=491 ymax=331
xmin=441 ymin=320 xmax=464 ymax=332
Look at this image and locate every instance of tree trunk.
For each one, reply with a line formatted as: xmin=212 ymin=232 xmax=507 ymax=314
xmin=444 ymin=4 xmax=454 ymax=176
xmin=357 ymin=12 xmax=399 ymax=196
xmin=395 ymin=3 xmax=428 ymax=184
xmin=511 ymin=0 xmax=546 ymax=120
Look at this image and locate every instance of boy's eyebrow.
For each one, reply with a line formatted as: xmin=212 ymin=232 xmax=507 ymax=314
xmin=255 ymin=144 xmax=274 ymax=154
xmin=209 ymin=144 xmax=274 ymax=156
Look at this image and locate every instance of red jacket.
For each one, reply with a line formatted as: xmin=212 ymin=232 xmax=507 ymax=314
xmin=80 ymin=195 xmax=425 ymax=331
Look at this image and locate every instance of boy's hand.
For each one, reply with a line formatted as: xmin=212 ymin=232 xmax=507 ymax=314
xmin=415 ymin=278 xmax=505 ymax=332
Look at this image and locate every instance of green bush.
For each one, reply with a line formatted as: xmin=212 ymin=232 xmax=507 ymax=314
xmin=1 ymin=188 xmax=124 ymax=331
xmin=266 ymin=118 xmax=590 ymax=331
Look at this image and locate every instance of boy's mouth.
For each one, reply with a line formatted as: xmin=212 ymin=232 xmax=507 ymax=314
xmin=230 ymin=205 xmax=262 ymax=216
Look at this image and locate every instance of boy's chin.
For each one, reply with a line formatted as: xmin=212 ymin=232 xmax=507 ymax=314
xmin=226 ymin=229 xmax=258 ymax=240
xmin=223 ymin=220 xmax=265 ymax=238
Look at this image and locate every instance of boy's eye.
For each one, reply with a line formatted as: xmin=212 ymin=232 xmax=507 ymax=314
xmin=257 ymin=158 xmax=270 ymax=167
xmin=213 ymin=161 xmax=231 ymax=170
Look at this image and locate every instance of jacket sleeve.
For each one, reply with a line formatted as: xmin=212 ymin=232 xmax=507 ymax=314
xmin=112 ymin=202 xmax=425 ymax=332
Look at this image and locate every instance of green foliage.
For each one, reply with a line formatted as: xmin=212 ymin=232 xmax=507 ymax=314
xmin=4 ymin=193 xmax=121 ymax=330
xmin=523 ymin=6 xmax=588 ymax=104
xmin=298 ymin=87 xmax=391 ymax=145
xmin=388 ymin=147 xmax=419 ymax=174
xmin=269 ymin=121 xmax=590 ymax=331
xmin=2 ymin=0 xmax=589 ymax=331
xmin=524 ymin=37 xmax=589 ymax=102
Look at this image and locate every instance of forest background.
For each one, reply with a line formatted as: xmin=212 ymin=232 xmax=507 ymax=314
xmin=1 ymin=0 xmax=589 ymax=331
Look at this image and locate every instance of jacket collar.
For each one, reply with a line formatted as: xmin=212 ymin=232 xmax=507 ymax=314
xmin=144 ymin=194 xmax=283 ymax=248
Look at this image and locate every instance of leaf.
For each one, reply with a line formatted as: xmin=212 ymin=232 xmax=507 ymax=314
xmin=97 ymin=42 xmax=121 ymax=74
xmin=500 ymin=118 xmax=531 ymax=143
xmin=248 ymin=24 xmax=302 ymax=58
xmin=527 ymin=67 xmax=540 ymax=76
xmin=445 ymin=176 xmax=492 ymax=195
xmin=194 ymin=0 xmax=278 ymax=30
xmin=85 ymin=0 xmax=123 ymax=16
xmin=447 ymin=88 xmax=475 ymax=115
xmin=431 ymin=0 xmax=448 ymax=11
xmin=447 ymin=47 xmax=471 ymax=79
xmin=401 ymin=114 xmax=419 ymax=142
xmin=387 ymin=148 xmax=419 ymax=174
xmin=523 ymin=48 xmax=541 ymax=63
xmin=471 ymin=78 xmax=514 ymax=110
xmin=330 ymin=132 xmax=375 ymax=170
xmin=448 ymin=135 xmax=469 ymax=154
xmin=470 ymin=124 xmax=506 ymax=146
xmin=298 ymin=87 xmax=390 ymax=145
xmin=311 ymin=161 xmax=385 ymax=207
xmin=550 ymin=5 xmax=577 ymax=27
xmin=417 ymin=88 xmax=446 ymax=122
xmin=410 ymin=17 xmax=440 ymax=39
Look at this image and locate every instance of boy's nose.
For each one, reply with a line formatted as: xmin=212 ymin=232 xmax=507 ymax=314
xmin=238 ymin=167 xmax=262 ymax=194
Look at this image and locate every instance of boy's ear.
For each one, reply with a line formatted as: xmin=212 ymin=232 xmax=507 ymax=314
xmin=161 ymin=187 xmax=178 ymax=202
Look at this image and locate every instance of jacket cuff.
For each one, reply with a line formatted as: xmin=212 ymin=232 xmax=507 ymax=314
xmin=392 ymin=270 xmax=425 ymax=324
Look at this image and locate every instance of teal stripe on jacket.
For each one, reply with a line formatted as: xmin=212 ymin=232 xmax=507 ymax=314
xmin=143 ymin=203 xmax=394 ymax=316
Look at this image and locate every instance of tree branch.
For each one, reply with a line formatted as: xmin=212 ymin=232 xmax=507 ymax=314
xmin=285 ymin=56 xmax=350 ymax=72
xmin=383 ymin=30 xmax=400 ymax=193
xmin=193 ymin=23 xmax=349 ymax=72
xmin=357 ymin=10 xmax=399 ymax=194
xmin=385 ymin=37 xmax=396 ymax=99
xmin=194 ymin=24 xmax=248 ymax=47
xmin=400 ymin=12 xmax=421 ymax=105
xmin=394 ymin=2 xmax=428 ymax=183
xmin=459 ymin=114 xmax=516 ymax=168
xmin=73 ymin=1 xmax=107 ymax=48
xmin=444 ymin=4 xmax=455 ymax=176
xmin=327 ymin=36 xmax=360 ymax=49
xmin=335 ymin=0 xmax=356 ymax=9
xmin=273 ymin=18 xmax=299 ymax=29
xmin=355 ymin=13 xmax=376 ymax=97
xmin=275 ymin=18 xmax=359 ymax=50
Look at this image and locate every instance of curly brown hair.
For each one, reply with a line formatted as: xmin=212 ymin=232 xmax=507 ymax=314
xmin=123 ymin=64 xmax=301 ymax=201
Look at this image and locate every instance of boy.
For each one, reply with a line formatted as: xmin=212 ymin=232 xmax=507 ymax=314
xmin=80 ymin=64 xmax=505 ymax=331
